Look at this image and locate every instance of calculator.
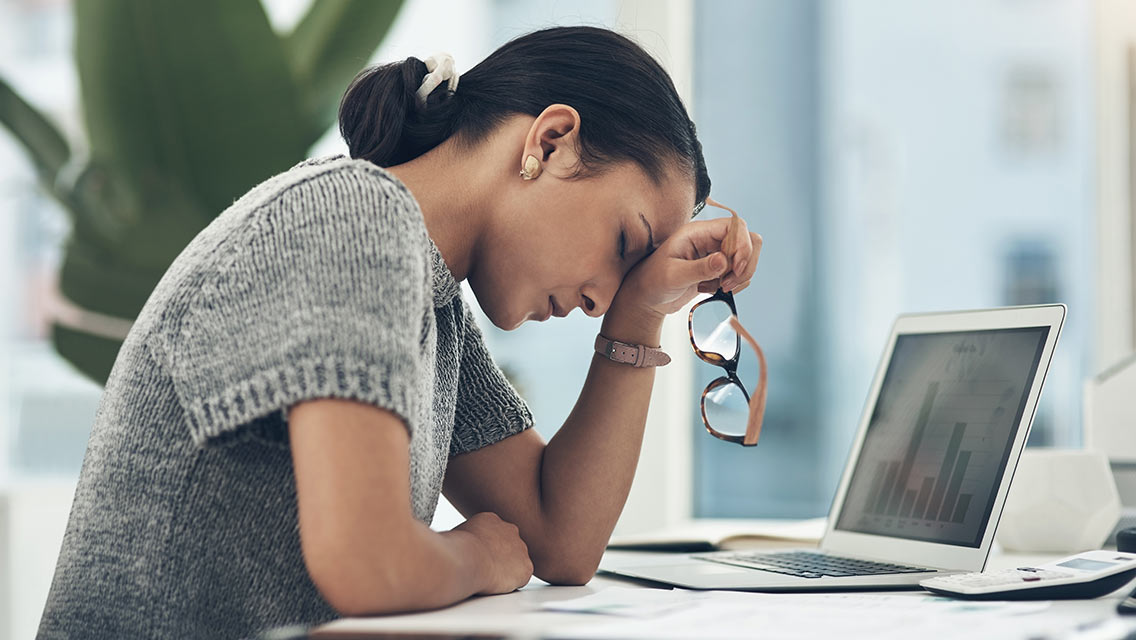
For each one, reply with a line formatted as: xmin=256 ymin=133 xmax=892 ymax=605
xmin=920 ymin=550 xmax=1136 ymax=600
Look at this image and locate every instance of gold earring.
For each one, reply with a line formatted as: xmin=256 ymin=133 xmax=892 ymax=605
xmin=520 ymin=154 xmax=542 ymax=180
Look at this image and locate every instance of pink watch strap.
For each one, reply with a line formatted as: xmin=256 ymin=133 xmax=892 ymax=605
xmin=594 ymin=335 xmax=671 ymax=367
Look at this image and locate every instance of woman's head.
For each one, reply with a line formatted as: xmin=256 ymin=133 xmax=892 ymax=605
xmin=339 ymin=26 xmax=711 ymax=329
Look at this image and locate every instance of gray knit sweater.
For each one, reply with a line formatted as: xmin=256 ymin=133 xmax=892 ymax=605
xmin=37 ymin=154 xmax=533 ymax=639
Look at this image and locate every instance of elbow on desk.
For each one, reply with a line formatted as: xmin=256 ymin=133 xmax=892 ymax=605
xmin=536 ymin=566 xmax=597 ymax=586
xmin=528 ymin=523 xmax=609 ymax=586
xmin=301 ymin=536 xmax=421 ymax=617
xmin=305 ymin=551 xmax=393 ymax=617
xmin=532 ymin=548 xmax=602 ymax=586
xmin=320 ymin=586 xmax=385 ymax=619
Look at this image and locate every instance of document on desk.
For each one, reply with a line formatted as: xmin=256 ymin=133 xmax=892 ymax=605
xmin=541 ymin=588 xmax=1057 ymax=640
xmin=542 ymin=587 xmax=709 ymax=617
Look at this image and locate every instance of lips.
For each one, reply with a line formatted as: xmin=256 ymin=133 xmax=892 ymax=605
xmin=537 ymin=297 xmax=571 ymax=322
xmin=551 ymin=297 xmax=568 ymax=318
xmin=538 ymin=298 xmax=553 ymax=322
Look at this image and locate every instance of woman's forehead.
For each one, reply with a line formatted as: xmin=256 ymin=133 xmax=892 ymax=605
xmin=614 ymin=158 xmax=695 ymax=205
xmin=641 ymin=166 xmax=698 ymax=233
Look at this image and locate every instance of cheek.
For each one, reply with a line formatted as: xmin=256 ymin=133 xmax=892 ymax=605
xmin=477 ymin=201 xmax=613 ymax=303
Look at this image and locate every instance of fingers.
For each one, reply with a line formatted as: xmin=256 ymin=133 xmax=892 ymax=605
xmin=721 ymin=231 xmax=762 ymax=293
xmin=708 ymin=211 xmax=755 ymax=291
xmin=654 ymin=210 xmax=762 ymax=297
xmin=684 ymin=252 xmax=730 ymax=289
xmin=669 ymin=217 xmax=737 ymax=257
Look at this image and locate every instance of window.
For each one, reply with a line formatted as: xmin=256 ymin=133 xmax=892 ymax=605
xmin=0 ymin=0 xmax=98 ymax=485
xmin=691 ymin=0 xmax=1096 ymax=518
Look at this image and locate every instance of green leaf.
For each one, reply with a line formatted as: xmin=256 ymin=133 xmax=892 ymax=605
xmin=58 ymin=236 xmax=165 ymax=320
xmin=41 ymin=0 xmax=403 ymax=386
xmin=51 ymin=324 xmax=121 ymax=386
xmin=284 ymin=0 xmax=405 ymax=138
xmin=0 ymin=76 xmax=72 ymax=196
xmin=74 ymin=0 xmax=315 ymax=220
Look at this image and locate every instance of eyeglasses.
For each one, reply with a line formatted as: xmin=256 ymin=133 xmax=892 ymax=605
xmin=688 ymin=196 xmax=767 ymax=447
xmin=689 ymin=288 xmax=767 ymax=446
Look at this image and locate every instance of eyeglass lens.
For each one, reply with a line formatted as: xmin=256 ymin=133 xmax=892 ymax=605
xmin=703 ymin=379 xmax=751 ymax=438
xmin=690 ymin=299 xmax=738 ymax=363
xmin=692 ymin=300 xmax=755 ymax=439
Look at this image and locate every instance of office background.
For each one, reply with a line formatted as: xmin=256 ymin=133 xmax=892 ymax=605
xmin=0 ymin=0 xmax=1132 ymax=638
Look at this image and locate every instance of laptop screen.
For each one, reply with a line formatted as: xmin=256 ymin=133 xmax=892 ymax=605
xmin=833 ymin=326 xmax=1050 ymax=548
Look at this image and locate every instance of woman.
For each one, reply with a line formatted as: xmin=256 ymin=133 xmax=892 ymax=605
xmin=38 ymin=26 xmax=760 ymax=638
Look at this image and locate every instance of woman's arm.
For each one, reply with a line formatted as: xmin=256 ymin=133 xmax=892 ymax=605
xmin=444 ymin=217 xmax=762 ymax=584
xmin=289 ymin=398 xmax=533 ymax=615
xmin=439 ymin=292 xmax=679 ymax=584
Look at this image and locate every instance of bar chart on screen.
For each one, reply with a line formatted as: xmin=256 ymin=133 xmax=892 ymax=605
xmin=861 ymin=378 xmax=1019 ymax=529
xmin=834 ymin=328 xmax=1049 ymax=546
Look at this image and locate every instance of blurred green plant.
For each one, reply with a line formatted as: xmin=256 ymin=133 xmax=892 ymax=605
xmin=0 ymin=0 xmax=403 ymax=384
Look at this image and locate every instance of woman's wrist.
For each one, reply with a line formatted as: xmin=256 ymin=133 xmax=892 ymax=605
xmin=437 ymin=528 xmax=492 ymax=595
xmin=601 ymin=294 xmax=665 ymax=348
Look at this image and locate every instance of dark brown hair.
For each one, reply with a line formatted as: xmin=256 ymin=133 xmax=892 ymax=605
xmin=338 ymin=26 xmax=711 ymax=212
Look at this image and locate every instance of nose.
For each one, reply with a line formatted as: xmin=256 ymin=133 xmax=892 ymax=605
xmin=579 ymin=285 xmax=615 ymax=318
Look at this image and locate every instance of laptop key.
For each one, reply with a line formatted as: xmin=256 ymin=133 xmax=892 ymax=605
xmin=698 ymin=556 xmax=826 ymax=578
xmin=698 ymin=550 xmax=932 ymax=578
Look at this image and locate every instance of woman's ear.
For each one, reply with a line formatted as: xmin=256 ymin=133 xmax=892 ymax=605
xmin=521 ymin=104 xmax=582 ymax=179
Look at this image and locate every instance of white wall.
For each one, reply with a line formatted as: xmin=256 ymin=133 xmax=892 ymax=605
xmin=1095 ymin=0 xmax=1136 ymax=368
xmin=1 ymin=484 xmax=73 ymax=640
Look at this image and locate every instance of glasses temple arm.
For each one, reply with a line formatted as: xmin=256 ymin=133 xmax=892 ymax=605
xmin=728 ymin=315 xmax=767 ymax=446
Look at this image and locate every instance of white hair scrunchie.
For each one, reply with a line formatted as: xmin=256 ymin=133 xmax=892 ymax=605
xmin=415 ymin=53 xmax=459 ymax=106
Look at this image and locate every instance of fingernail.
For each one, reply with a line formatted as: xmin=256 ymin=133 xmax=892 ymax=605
xmin=710 ymin=254 xmax=726 ymax=273
xmin=736 ymin=259 xmax=748 ymax=275
xmin=721 ymin=277 xmax=733 ymax=290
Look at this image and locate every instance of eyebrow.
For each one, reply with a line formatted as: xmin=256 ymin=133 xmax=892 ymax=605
xmin=639 ymin=212 xmax=656 ymax=256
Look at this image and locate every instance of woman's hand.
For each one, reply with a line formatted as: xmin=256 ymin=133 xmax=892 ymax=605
xmin=451 ymin=512 xmax=534 ymax=595
xmin=616 ymin=212 xmax=762 ymax=320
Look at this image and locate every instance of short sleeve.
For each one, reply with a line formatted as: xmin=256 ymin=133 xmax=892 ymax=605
xmin=161 ymin=166 xmax=430 ymax=447
xmin=449 ymin=302 xmax=534 ymax=457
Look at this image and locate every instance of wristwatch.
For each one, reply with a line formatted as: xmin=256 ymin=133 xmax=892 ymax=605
xmin=594 ymin=334 xmax=671 ymax=368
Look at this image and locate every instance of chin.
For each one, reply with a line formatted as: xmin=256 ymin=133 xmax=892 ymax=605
xmin=476 ymin=295 xmax=526 ymax=331
xmin=499 ymin=308 xmax=531 ymax=331
xmin=495 ymin=302 xmax=536 ymax=331
xmin=468 ymin=277 xmax=530 ymax=331
xmin=486 ymin=313 xmax=523 ymax=331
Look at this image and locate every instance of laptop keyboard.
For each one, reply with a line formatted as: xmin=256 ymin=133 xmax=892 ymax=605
xmin=695 ymin=550 xmax=935 ymax=579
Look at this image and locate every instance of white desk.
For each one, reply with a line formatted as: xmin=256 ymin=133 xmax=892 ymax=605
xmin=315 ymin=549 xmax=1136 ymax=639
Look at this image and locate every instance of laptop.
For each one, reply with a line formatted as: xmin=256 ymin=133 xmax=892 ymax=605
xmin=601 ymin=304 xmax=1066 ymax=591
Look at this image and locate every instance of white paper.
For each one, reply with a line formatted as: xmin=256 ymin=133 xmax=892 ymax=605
xmin=542 ymin=589 xmax=1060 ymax=640
xmin=541 ymin=587 xmax=707 ymax=617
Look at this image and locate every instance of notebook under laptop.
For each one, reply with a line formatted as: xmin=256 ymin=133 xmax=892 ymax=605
xmin=601 ymin=304 xmax=1066 ymax=591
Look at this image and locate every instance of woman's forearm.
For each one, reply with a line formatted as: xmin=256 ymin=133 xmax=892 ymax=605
xmin=532 ymin=298 xmax=665 ymax=582
xmin=313 ymin=520 xmax=489 ymax=616
xmin=289 ymin=400 xmax=510 ymax=615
